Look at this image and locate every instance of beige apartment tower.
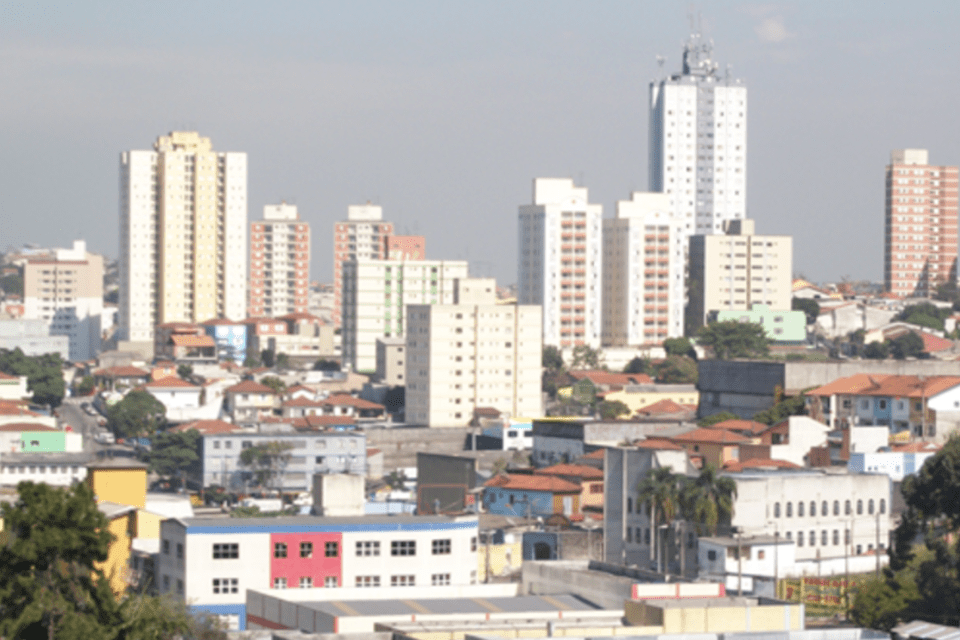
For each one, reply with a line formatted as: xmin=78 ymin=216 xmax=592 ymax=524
xmin=332 ymin=204 xmax=394 ymax=329
xmin=687 ymin=219 xmax=792 ymax=331
xmin=884 ymin=149 xmax=959 ymax=297
xmin=119 ymin=131 xmax=247 ymax=345
xmin=405 ymin=278 xmax=542 ymax=427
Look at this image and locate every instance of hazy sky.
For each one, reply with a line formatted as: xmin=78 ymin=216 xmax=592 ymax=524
xmin=2 ymin=1 xmax=960 ymax=286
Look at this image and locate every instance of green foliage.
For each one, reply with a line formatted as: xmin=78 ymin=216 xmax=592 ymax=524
xmin=118 ymin=594 xmax=226 ymax=639
xmin=662 ymin=337 xmax=694 ymax=358
xmin=176 ymin=364 xmax=193 ymax=380
xmin=864 ymin=341 xmax=890 ymax=359
xmin=542 ymin=345 xmax=564 ymax=373
xmin=623 ymin=356 xmax=652 ymax=375
xmin=895 ymin=302 xmax=951 ymax=331
xmin=697 ymin=321 xmax=770 ymax=360
xmin=147 ymin=429 xmax=200 ymax=489
xmin=698 ymin=411 xmax=740 ymax=427
xmin=569 ymin=344 xmax=603 ymax=370
xmin=752 ymin=393 xmax=807 ymax=425
xmin=890 ymin=332 xmax=925 ymax=360
xmin=313 ymin=358 xmax=340 ymax=371
xmin=851 ymin=568 xmax=922 ymax=631
xmin=680 ymin=466 xmax=738 ymax=536
xmin=108 ymin=390 xmax=166 ymax=439
xmin=259 ymin=376 xmax=286 ymax=395
xmin=275 ymin=353 xmax=290 ymax=370
xmin=386 ymin=470 xmax=408 ymax=489
xmin=638 ymin=467 xmax=682 ymax=528
xmin=239 ymin=441 xmax=294 ymax=490
xmin=0 ymin=347 xmax=66 ymax=407
xmin=792 ymin=298 xmax=820 ymax=325
xmin=654 ymin=355 xmax=698 ymax=384
xmin=260 ymin=349 xmax=276 ymax=368
xmin=0 ymin=273 xmax=23 ymax=297
xmin=76 ymin=375 xmax=95 ymax=396
xmin=598 ymin=400 xmax=630 ymax=420
xmin=383 ymin=386 xmax=405 ymax=412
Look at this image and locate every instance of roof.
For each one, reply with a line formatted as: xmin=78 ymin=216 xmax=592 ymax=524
xmin=0 ymin=371 xmax=20 ymax=381
xmin=919 ymin=331 xmax=956 ymax=353
xmin=0 ymin=422 xmax=58 ymax=432
xmin=474 ymin=406 xmax=503 ymax=418
xmin=3 ymin=452 xmax=93 ymax=464
xmin=723 ymin=458 xmax=803 ymax=472
xmin=282 ymin=397 xmax=326 ymax=408
xmin=634 ymin=437 xmax=684 ymax=451
xmin=635 ymin=398 xmax=695 ymax=416
xmin=808 ymin=373 xmax=960 ymax=399
xmin=174 ymin=513 xmax=476 ymax=531
xmin=277 ymin=312 xmax=324 ymax=323
xmin=87 ymin=458 xmax=149 ymax=471
xmin=0 ymin=402 xmax=40 ymax=417
xmin=707 ymin=419 xmax=769 ymax=435
xmin=202 ymin=317 xmax=240 ymax=326
xmin=225 ymin=380 xmax=276 ymax=394
xmin=268 ymin=594 xmax=601 ymax=619
xmin=568 ymin=370 xmax=653 ymax=387
xmin=170 ymin=419 xmax=243 ymax=435
xmin=97 ymin=501 xmax=137 ymax=519
xmin=534 ymin=463 xmax=603 ymax=480
xmin=291 ymin=415 xmax=358 ymax=429
xmin=892 ymin=620 xmax=960 ymax=640
xmin=170 ymin=334 xmax=216 ymax=348
xmin=891 ymin=442 xmax=941 ymax=453
xmin=322 ymin=394 xmax=384 ymax=410
xmin=484 ymin=473 xmax=581 ymax=494
xmin=156 ymin=322 xmax=200 ymax=331
xmin=581 ymin=449 xmax=606 ymax=460
xmin=285 ymin=384 xmax=315 ymax=396
xmin=141 ymin=377 xmax=199 ymax=390
xmin=93 ymin=366 xmax=150 ymax=378
xmin=671 ymin=427 xmax=751 ymax=445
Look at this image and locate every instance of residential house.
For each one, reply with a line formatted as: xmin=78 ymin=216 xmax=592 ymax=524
xmin=483 ymin=473 xmax=581 ymax=520
xmin=0 ymin=372 xmax=28 ymax=401
xmin=734 ymin=416 xmax=830 ymax=467
xmin=170 ymin=419 xmax=244 ymax=436
xmin=224 ymin=380 xmax=278 ymax=426
xmin=0 ymin=402 xmax=56 ymax=429
xmin=92 ymin=365 xmax=150 ymax=391
xmin=603 ymin=384 xmax=699 ymax=416
xmin=848 ymin=442 xmax=940 ymax=482
xmin=203 ymin=318 xmax=248 ymax=365
xmin=534 ymin=463 xmax=604 ymax=510
xmin=319 ymin=394 xmax=385 ymax=420
xmin=670 ymin=427 xmax=752 ymax=469
xmin=155 ymin=322 xmax=218 ymax=365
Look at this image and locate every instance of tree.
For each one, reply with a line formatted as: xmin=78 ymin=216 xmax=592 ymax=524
xmin=637 ymin=467 xmax=682 ymax=571
xmin=895 ymin=302 xmax=950 ymax=331
xmin=147 ymin=429 xmax=200 ymax=490
xmin=864 ymin=340 xmax=890 ymax=360
xmin=260 ymin=349 xmax=275 ymax=368
xmin=76 ymin=375 xmax=95 ymax=396
xmin=752 ymin=393 xmax=807 ymax=425
xmin=680 ymin=466 xmax=737 ymax=536
xmin=598 ymin=400 xmax=630 ymax=420
xmin=654 ymin=355 xmax=698 ymax=384
xmin=698 ymin=411 xmax=740 ymax=427
xmin=0 ymin=348 xmax=66 ymax=407
xmin=275 ymin=353 xmax=290 ymax=370
xmin=623 ymin=356 xmax=652 ymax=375
xmin=890 ymin=332 xmax=925 ymax=360
xmin=662 ymin=337 xmax=694 ymax=358
xmin=569 ymin=345 xmax=603 ymax=370
xmin=239 ymin=441 xmax=294 ymax=490
xmin=0 ymin=272 xmax=23 ymax=297
xmin=792 ymin=298 xmax=820 ymax=325
xmin=383 ymin=386 xmax=405 ymax=413
xmin=176 ymin=364 xmax=193 ymax=380
xmin=259 ymin=376 xmax=286 ymax=395
xmin=542 ymin=345 xmax=564 ymax=373
xmin=313 ymin=358 xmax=340 ymax=371
xmin=107 ymin=390 xmax=166 ymax=439
xmin=697 ymin=321 xmax=770 ymax=360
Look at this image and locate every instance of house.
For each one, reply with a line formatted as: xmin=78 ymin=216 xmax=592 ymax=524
xmin=483 ymin=473 xmax=581 ymax=520
xmin=224 ymin=380 xmax=278 ymax=426
xmin=534 ymin=463 xmax=604 ymax=510
xmin=532 ymin=418 xmax=695 ymax=468
xmin=848 ymin=442 xmax=940 ymax=482
xmin=697 ymin=534 xmax=796 ymax=591
xmin=320 ymin=394 xmax=386 ymax=420
xmin=713 ymin=304 xmax=806 ymax=343
xmin=0 ymin=371 xmax=28 ymax=401
xmin=272 ymin=312 xmax=336 ymax=363
xmin=735 ymin=416 xmax=831 ymax=467
xmin=92 ymin=365 xmax=150 ymax=391
xmin=141 ymin=377 xmax=202 ymax=412
xmin=602 ymin=383 xmax=700 ymax=416
xmin=280 ymin=397 xmax=326 ymax=419
xmin=669 ymin=427 xmax=752 ymax=469
xmin=634 ymin=399 xmax=696 ymax=421
xmin=155 ymin=322 xmax=217 ymax=365
xmin=170 ymin=419 xmax=244 ymax=436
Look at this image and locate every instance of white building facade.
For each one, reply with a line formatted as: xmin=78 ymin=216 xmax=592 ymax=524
xmin=518 ymin=178 xmax=602 ymax=349
xmin=602 ymin=192 xmax=685 ymax=346
xmin=249 ymin=203 xmax=310 ymax=317
xmin=332 ymin=204 xmax=394 ymax=329
xmin=405 ymin=278 xmax=542 ymax=427
xmin=341 ymin=259 xmax=468 ymax=373
xmin=649 ymin=31 xmax=747 ymax=238
xmin=119 ymin=131 xmax=247 ymax=345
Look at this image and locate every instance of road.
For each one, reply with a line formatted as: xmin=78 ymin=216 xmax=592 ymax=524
xmin=58 ymin=397 xmax=106 ymax=454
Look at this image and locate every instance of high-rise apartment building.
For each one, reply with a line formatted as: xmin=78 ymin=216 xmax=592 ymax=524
xmin=332 ymin=204 xmax=394 ymax=329
xmin=119 ymin=131 xmax=247 ymax=346
xmin=649 ymin=31 xmax=746 ymax=238
xmin=602 ymin=193 xmax=685 ymax=346
xmin=687 ymin=219 xmax=792 ymax=331
xmin=885 ymin=149 xmax=959 ymax=297
xmin=405 ymin=278 xmax=542 ymax=427
xmin=518 ymin=178 xmax=602 ymax=349
xmin=341 ymin=259 xmax=468 ymax=373
xmin=249 ymin=203 xmax=310 ymax=317
xmin=22 ymin=240 xmax=103 ymax=362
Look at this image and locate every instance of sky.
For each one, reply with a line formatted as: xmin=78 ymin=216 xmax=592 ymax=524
xmin=2 ymin=1 xmax=960 ymax=286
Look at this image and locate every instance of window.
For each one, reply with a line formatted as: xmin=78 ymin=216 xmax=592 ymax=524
xmin=432 ymin=539 xmax=451 ymax=555
xmin=391 ymin=575 xmax=415 ymax=587
xmin=757 ymin=550 xmax=765 ymax=560
xmin=845 ymin=529 xmax=851 ymax=545
xmin=707 ymin=550 xmax=717 ymax=561
xmin=833 ymin=530 xmax=840 ymax=545
xmin=325 ymin=576 xmax=338 ymax=587
xmin=176 ymin=543 xmax=183 ymax=559
xmin=300 ymin=577 xmax=313 ymax=588
xmin=834 ymin=501 xmax=840 ymax=516
xmin=798 ymin=502 xmax=804 ymax=517
xmin=163 ymin=575 xmax=170 ymax=590
xmin=163 ymin=540 xmax=170 ymax=555
xmin=470 ymin=537 xmax=477 ymax=552
xmin=868 ymin=499 xmax=875 ymax=515
xmin=391 ymin=540 xmax=416 ymax=556
xmin=857 ymin=499 xmax=863 ymax=515
xmin=880 ymin=498 xmax=886 ymax=514
xmin=786 ymin=502 xmax=792 ymax=517
xmin=300 ymin=542 xmax=313 ymax=558
xmin=213 ymin=543 xmax=239 ymax=559
xmin=212 ymin=578 xmax=238 ymax=594
xmin=273 ymin=577 xmax=287 ymax=589
xmin=810 ymin=501 xmax=816 ymax=517
xmin=325 ymin=541 xmax=339 ymax=558
xmin=845 ymin=500 xmax=852 ymax=515
xmin=356 ymin=576 xmax=380 ymax=588
xmin=822 ymin=501 xmax=828 ymax=516
xmin=774 ymin=502 xmax=780 ymax=517
xmin=177 ymin=579 xmax=183 ymax=594
xmin=356 ymin=541 xmax=380 ymax=556
xmin=821 ymin=530 xmax=828 ymax=546
xmin=275 ymin=542 xmax=288 ymax=558
xmin=810 ymin=530 xmax=817 ymax=546
xmin=432 ymin=573 xmax=451 ymax=586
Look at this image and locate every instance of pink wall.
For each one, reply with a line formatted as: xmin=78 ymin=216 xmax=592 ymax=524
xmin=270 ymin=532 xmax=343 ymax=587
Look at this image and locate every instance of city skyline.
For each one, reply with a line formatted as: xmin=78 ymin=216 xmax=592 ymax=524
xmin=3 ymin=2 xmax=960 ymax=286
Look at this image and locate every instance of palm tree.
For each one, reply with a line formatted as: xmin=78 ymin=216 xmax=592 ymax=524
xmin=637 ymin=467 xmax=682 ymax=572
xmin=680 ymin=466 xmax=738 ymax=536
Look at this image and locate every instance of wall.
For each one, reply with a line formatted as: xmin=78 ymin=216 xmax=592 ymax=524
xmin=521 ymin=560 xmax=633 ymax=610
xmin=98 ymin=512 xmax=133 ymax=596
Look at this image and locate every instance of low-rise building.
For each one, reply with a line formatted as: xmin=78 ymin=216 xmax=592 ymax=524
xmin=154 ymin=322 xmax=218 ymax=365
xmin=602 ymin=383 xmax=699 ymax=416
xmin=223 ymin=380 xmax=278 ymax=426
xmin=0 ymin=372 xmax=28 ymax=401
xmin=534 ymin=463 xmax=604 ymax=510
xmin=713 ymin=304 xmax=806 ymax=343
xmin=0 ymin=452 xmax=91 ymax=486
xmin=0 ymin=318 xmax=69 ymax=359
xmin=848 ymin=442 xmax=939 ymax=482
xmin=202 ymin=318 xmax=248 ymax=365
xmin=375 ymin=337 xmax=405 ymax=386
xmin=483 ymin=473 xmax=582 ymax=520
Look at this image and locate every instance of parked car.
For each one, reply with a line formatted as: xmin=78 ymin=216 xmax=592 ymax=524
xmin=95 ymin=432 xmax=115 ymax=445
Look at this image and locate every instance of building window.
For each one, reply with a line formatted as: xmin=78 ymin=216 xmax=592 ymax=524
xmin=857 ymin=499 xmax=863 ymax=515
xmin=774 ymin=502 xmax=780 ymax=518
xmin=821 ymin=530 xmax=828 ymax=546
xmin=391 ymin=540 xmax=416 ymax=556
xmin=273 ymin=577 xmax=287 ymax=589
xmin=275 ymin=542 xmax=288 ymax=558
xmin=810 ymin=501 xmax=817 ymax=517
xmin=356 ymin=576 xmax=380 ymax=588
xmin=212 ymin=578 xmax=238 ymax=594
xmin=797 ymin=532 xmax=804 ymax=547
xmin=880 ymin=498 xmax=886 ymax=514
xmin=470 ymin=537 xmax=477 ymax=552
xmin=300 ymin=577 xmax=313 ymax=588
xmin=810 ymin=530 xmax=817 ymax=546
xmin=798 ymin=502 xmax=804 ymax=517
xmin=325 ymin=576 xmax=338 ymax=588
xmin=325 ymin=541 xmax=339 ymax=558
xmin=356 ymin=541 xmax=380 ymax=556
xmin=391 ymin=575 xmax=415 ymax=587
xmin=162 ymin=540 xmax=170 ymax=555
xmin=845 ymin=500 xmax=852 ymax=515
xmin=786 ymin=502 xmax=792 ymax=517
xmin=833 ymin=530 xmax=840 ymax=546
xmin=431 ymin=573 xmax=451 ymax=586
xmin=834 ymin=501 xmax=840 ymax=516
xmin=163 ymin=575 xmax=170 ymax=591
xmin=177 ymin=579 xmax=183 ymax=594
xmin=300 ymin=542 xmax=313 ymax=558
xmin=432 ymin=539 xmax=451 ymax=555
xmin=213 ymin=543 xmax=239 ymax=559
xmin=707 ymin=550 xmax=717 ymax=561
xmin=176 ymin=543 xmax=183 ymax=559
xmin=845 ymin=529 xmax=851 ymax=545
xmin=868 ymin=499 xmax=875 ymax=515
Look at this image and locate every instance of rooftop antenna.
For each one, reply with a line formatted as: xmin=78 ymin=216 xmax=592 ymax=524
xmin=656 ymin=55 xmax=666 ymax=69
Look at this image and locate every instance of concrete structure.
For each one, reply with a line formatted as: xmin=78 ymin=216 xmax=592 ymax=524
xmin=374 ymin=337 xmax=405 ymax=386
xmin=602 ymin=192 xmax=685 ymax=346
xmin=625 ymin=596 xmax=803 ymax=634
xmin=688 ymin=219 xmax=793 ymax=331
xmin=341 ymin=259 xmax=468 ymax=373
xmin=386 ymin=235 xmax=425 ymax=260
xmin=715 ymin=304 xmax=807 ymax=343
xmin=312 ymin=473 xmax=365 ymax=516
xmin=532 ymin=419 xmax=694 ymax=468
xmin=154 ymin=322 xmax=217 ymax=365
xmin=885 ymin=149 xmax=959 ymax=297
xmin=518 ymin=178 xmax=602 ymax=349
xmin=197 ymin=431 xmax=366 ymax=491
xmin=602 ymin=383 xmax=699 ymax=416
xmin=405 ymin=278 xmax=542 ymax=427
xmin=22 ymin=240 xmax=103 ymax=361
xmin=0 ymin=372 xmax=28 ymax=401
xmin=0 ymin=318 xmax=69 ymax=358
xmin=249 ymin=203 xmax=309 ymax=318
xmin=332 ymin=204 xmax=394 ymax=329
xmin=202 ymin=318 xmax=247 ymax=365
xmin=416 ymin=452 xmax=477 ymax=515
xmin=119 ymin=131 xmax=247 ymax=345
xmin=649 ymin=30 xmax=746 ymax=238
xmin=0 ymin=452 xmax=91 ymax=486
xmin=849 ymin=447 xmax=938 ymax=482
xmin=158 ymin=513 xmax=479 ymax=630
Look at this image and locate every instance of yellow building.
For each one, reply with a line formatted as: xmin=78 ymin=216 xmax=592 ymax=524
xmin=603 ymin=385 xmax=699 ymax=415
xmin=625 ymin=596 xmax=804 ymax=633
xmin=96 ymin=501 xmax=137 ymax=595
xmin=477 ymin=538 xmax=523 ymax=582
xmin=88 ymin=459 xmax=148 ymax=509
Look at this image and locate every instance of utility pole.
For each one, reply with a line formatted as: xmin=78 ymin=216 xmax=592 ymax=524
xmin=737 ymin=529 xmax=743 ymax=596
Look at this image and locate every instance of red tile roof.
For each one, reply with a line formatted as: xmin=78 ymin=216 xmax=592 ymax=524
xmin=891 ymin=442 xmax=941 ymax=453
xmin=484 ymin=473 xmax=581 ymax=493
xmin=569 ymin=370 xmax=653 ymax=387
xmin=0 ymin=371 xmax=19 ymax=381
xmin=671 ymin=428 xmax=751 ymax=445
xmin=286 ymin=384 xmax=315 ymax=396
xmin=202 ymin=317 xmax=240 ymax=326
xmin=635 ymin=399 xmax=695 ymax=416
xmin=277 ymin=312 xmax=324 ymax=323
xmin=723 ymin=458 xmax=802 ymax=472
xmin=141 ymin=377 xmax=199 ymax=389
xmin=170 ymin=419 xmax=243 ymax=435
xmin=919 ymin=332 xmax=955 ymax=353
xmin=282 ymin=397 xmax=326 ymax=408
xmin=634 ymin=437 xmax=684 ymax=451
xmin=535 ymin=463 xmax=604 ymax=480
xmin=808 ymin=374 xmax=960 ymax=400
xmin=322 ymin=394 xmax=384 ymax=410
xmin=0 ymin=422 xmax=57 ymax=432
xmin=0 ymin=403 xmax=40 ymax=417
xmin=226 ymin=380 xmax=276 ymax=394
xmin=582 ymin=449 xmax=606 ymax=460
xmin=707 ymin=419 xmax=769 ymax=435
xmin=170 ymin=334 xmax=216 ymax=348
xmin=93 ymin=366 xmax=150 ymax=378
